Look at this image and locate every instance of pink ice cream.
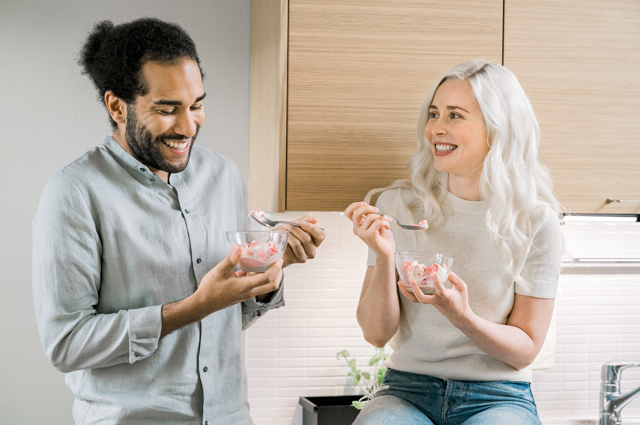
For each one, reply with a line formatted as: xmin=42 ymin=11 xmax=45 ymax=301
xmin=250 ymin=209 xmax=265 ymax=219
xmin=402 ymin=260 xmax=447 ymax=293
xmin=238 ymin=240 xmax=281 ymax=270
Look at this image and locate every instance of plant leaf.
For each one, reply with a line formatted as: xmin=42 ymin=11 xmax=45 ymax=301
xmin=369 ymin=353 xmax=382 ymax=365
xmin=352 ymin=401 xmax=367 ymax=410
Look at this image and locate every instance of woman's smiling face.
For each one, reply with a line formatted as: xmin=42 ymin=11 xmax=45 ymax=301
xmin=425 ymin=78 xmax=489 ymax=186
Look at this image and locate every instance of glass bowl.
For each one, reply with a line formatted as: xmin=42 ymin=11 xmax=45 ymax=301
xmin=225 ymin=230 xmax=289 ymax=272
xmin=395 ymin=252 xmax=455 ymax=294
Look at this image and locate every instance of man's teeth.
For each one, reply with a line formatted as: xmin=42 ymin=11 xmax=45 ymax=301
xmin=163 ymin=140 xmax=189 ymax=149
xmin=435 ymin=144 xmax=457 ymax=152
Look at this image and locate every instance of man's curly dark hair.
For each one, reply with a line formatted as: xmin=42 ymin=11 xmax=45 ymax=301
xmin=78 ymin=17 xmax=204 ymax=129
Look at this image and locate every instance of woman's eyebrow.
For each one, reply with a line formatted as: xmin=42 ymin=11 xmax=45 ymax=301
xmin=446 ymin=105 xmax=470 ymax=113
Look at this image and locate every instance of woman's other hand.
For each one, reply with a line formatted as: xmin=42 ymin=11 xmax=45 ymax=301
xmin=397 ymin=270 xmax=472 ymax=328
xmin=398 ymin=271 xmax=554 ymax=370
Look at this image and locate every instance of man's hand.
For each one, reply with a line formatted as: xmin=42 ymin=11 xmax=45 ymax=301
xmin=196 ymin=244 xmax=284 ymax=307
xmin=161 ymin=244 xmax=283 ymax=336
xmin=279 ymin=216 xmax=325 ymax=267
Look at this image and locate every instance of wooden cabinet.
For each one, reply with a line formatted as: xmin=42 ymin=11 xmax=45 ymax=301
xmin=250 ymin=0 xmax=640 ymax=213
xmin=503 ymin=0 xmax=640 ymax=214
xmin=249 ymin=0 xmax=502 ymax=212
xmin=285 ymin=0 xmax=503 ymax=211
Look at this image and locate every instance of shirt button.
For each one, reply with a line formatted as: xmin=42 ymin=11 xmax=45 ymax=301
xmin=150 ymin=179 xmax=155 ymax=183
xmin=196 ymin=258 xmax=202 ymax=264
xmin=205 ymin=422 xmax=208 ymax=425
xmin=203 ymin=367 xmax=208 ymax=372
xmin=184 ymin=209 xmax=190 ymax=214
xmin=140 ymin=168 xmax=145 ymax=172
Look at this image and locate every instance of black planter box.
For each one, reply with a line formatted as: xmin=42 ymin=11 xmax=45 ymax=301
xmin=299 ymin=395 xmax=361 ymax=425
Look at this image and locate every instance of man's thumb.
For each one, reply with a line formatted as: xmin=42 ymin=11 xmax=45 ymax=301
xmin=222 ymin=244 xmax=241 ymax=270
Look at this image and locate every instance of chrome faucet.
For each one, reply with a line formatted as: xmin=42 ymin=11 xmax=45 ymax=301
xmin=601 ymin=362 xmax=640 ymax=425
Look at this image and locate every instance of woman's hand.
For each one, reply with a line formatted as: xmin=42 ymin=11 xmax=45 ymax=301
xmin=397 ymin=271 xmax=472 ymax=328
xmin=398 ymin=271 xmax=556 ymax=370
xmin=344 ymin=202 xmax=395 ymax=259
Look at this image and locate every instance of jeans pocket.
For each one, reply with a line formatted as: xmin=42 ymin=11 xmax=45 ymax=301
xmin=474 ymin=380 xmax=535 ymax=404
xmin=505 ymin=381 xmax=533 ymax=400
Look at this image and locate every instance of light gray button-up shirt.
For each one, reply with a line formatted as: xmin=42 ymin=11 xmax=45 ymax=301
xmin=32 ymin=136 xmax=284 ymax=424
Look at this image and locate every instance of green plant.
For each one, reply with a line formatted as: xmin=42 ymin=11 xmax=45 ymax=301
xmin=336 ymin=346 xmax=389 ymax=410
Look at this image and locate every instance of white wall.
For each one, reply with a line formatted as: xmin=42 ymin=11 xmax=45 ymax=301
xmin=0 ymin=1 xmax=250 ymax=423
xmin=245 ymin=213 xmax=640 ymax=425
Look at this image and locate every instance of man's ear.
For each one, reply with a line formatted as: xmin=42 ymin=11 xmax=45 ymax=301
xmin=104 ymin=91 xmax=127 ymax=124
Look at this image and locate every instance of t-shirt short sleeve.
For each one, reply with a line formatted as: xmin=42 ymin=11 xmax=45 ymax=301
xmin=517 ymin=208 xmax=563 ymax=298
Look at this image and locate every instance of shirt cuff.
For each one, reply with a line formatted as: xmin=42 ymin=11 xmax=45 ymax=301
xmin=244 ymin=278 xmax=285 ymax=309
xmin=241 ymin=275 xmax=285 ymax=329
xmin=127 ymin=305 xmax=162 ymax=364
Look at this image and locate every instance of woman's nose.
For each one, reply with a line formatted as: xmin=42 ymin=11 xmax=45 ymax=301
xmin=426 ymin=118 xmax=447 ymax=137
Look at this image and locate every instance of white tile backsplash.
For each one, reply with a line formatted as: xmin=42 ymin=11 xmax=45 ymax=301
xmin=246 ymin=212 xmax=640 ymax=424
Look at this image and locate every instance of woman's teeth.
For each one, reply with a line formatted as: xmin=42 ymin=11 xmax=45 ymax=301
xmin=163 ymin=140 xmax=189 ymax=150
xmin=435 ymin=144 xmax=457 ymax=152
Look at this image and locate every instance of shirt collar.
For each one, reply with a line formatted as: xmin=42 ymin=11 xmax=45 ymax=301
xmin=100 ymin=135 xmax=191 ymax=188
xmin=101 ymin=135 xmax=146 ymax=170
xmin=100 ymin=135 xmax=168 ymax=185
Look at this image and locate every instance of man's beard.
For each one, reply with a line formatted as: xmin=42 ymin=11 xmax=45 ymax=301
xmin=124 ymin=106 xmax=198 ymax=174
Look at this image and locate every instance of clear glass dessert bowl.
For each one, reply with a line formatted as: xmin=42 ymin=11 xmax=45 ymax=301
xmin=395 ymin=252 xmax=455 ymax=294
xmin=225 ymin=230 xmax=289 ymax=272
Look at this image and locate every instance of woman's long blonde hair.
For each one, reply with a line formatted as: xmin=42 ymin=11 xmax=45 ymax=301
xmin=366 ymin=59 xmax=563 ymax=284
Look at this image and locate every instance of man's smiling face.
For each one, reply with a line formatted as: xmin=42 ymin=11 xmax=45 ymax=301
xmin=121 ymin=59 xmax=206 ymax=181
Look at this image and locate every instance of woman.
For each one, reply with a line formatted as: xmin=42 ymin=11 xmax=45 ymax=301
xmin=345 ymin=59 xmax=563 ymax=424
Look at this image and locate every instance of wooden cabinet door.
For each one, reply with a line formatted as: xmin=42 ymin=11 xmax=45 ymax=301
xmin=504 ymin=0 xmax=640 ymax=214
xmin=286 ymin=0 xmax=503 ymax=211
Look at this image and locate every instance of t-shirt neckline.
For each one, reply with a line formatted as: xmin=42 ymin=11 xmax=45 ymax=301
xmin=445 ymin=191 xmax=486 ymax=214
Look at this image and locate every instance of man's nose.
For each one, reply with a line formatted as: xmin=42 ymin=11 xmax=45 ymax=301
xmin=175 ymin=111 xmax=198 ymax=137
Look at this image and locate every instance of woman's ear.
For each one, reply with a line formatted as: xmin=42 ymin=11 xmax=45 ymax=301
xmin=104 ymin=91 xmax=127 ymax=125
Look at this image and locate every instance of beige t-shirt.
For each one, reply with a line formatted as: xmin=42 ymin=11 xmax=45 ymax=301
xmin=367 ymin=188 xmax=563 ymax=382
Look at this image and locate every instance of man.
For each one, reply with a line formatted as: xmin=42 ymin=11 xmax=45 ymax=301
xmin=32 ymin=18 xmax=324 ymax=424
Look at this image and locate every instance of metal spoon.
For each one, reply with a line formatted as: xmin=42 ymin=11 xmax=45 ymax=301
xmin=249 ymin=209 xmax=324 ymax=231
xmin=250 ymin=212 xmax=301 ymax=228
xmin=364 ymin=213 xmax=428 ymax=230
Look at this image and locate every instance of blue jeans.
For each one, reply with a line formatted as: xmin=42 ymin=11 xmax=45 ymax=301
xmin=352 ymin=368 xmax=541 ymax=425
